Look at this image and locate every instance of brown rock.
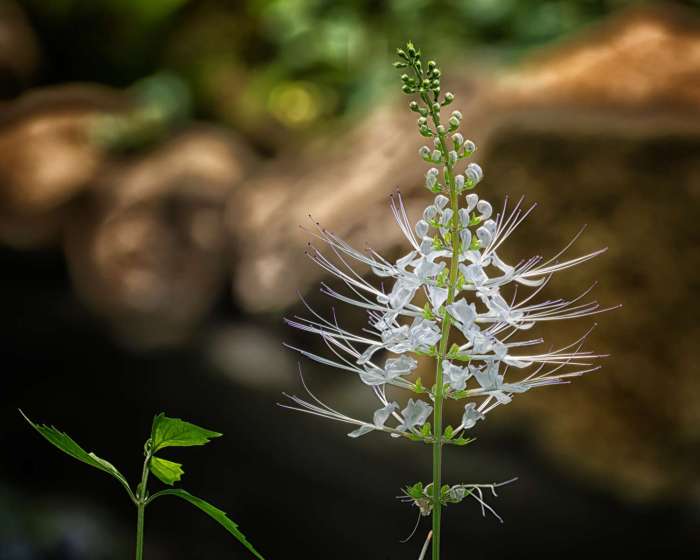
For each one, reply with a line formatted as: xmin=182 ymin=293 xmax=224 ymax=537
xmin=0 ymin=84 xmax=129 ymax=248
xmin=65 ymin=126 xmax=256 ymax=348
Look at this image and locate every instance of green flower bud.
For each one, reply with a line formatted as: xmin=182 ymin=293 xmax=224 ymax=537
xmin=409 ymin=101 xmax=419 ymax=112
xmin=433 ymin=69 xmax=441 ymax=78
xmin=432 ymin=103 xmax=440 ymax=112
xmin=428 ymin=60 xmax=436 ymax=71
xmin=451 ymin=110 xmax=462 ymax=120
xmin=431 ymin=80 xmax=440 ymax=88
xmin=393 ymin=61 xmax=407 ymax=68
xmin=436 ymin=124 xmax=446 ymax=135
xmin=443 ymin=92 xmax=455 ymax=105
xmin=449 ymin=116 xmax=460 ymax=128
xmin=397 ymin=49 xmax=407 ymax=59
xmin=401 ymin=73 xmax=410 ymax=83
xmin=402 ymin=84 xmax=413 ymax=94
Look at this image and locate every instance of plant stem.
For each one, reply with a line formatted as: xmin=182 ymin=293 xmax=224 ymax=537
xmin=136 ymin=501 xmax=145 ymax=560
xmin=425 ymin=93 xmax=460 ymax=560
xmin=135 ymin=448 xmax=152 ymax=560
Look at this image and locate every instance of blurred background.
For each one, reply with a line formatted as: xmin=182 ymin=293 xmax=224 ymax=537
xmin=1 ymin=0 xmax=699 ymax=558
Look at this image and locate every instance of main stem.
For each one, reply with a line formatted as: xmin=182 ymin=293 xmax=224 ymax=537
xmin=135 ymin=448 xmax=151 ymax=560
xmin=426 ymin=95 xmax=461 ymax=560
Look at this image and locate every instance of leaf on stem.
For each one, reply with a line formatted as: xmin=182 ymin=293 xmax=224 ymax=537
xmin=150 ymin=413 xmax=222 ymax=452
xmin=149 ymin=456 xmax=184 ymax=486
xmin=149 ymin=488 xmax=265 ymax=560
xmin=20 ymin=410 xmax=134 ymax=500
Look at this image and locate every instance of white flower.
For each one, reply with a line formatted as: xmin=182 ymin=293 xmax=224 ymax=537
xmin=461 ymin=403 xmax=485 ymax=429
xmin=443 ymin=360 xmax=471 ymax=391
xmin=398 ymin=399 xmax=433 ymax=431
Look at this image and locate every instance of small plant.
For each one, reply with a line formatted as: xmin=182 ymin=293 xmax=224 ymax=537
xmin=21 ymin=411 xmax=264 ymax=560
xmin=282 ymin=41 xmax=613 ymax=559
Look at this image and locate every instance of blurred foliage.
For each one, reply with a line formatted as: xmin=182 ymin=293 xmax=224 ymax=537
xmin=18 ymin=0 xmax=673 ymax=143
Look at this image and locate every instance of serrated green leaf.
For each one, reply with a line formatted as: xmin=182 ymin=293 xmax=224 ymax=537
xmin=149 ymin=456 xmax=184 ymax=486
xmin=406 ymin=482 xmax=424 ymax=499
xmin=150 ymin=413 xmax=222 ymax=452
xmin=149 ymin=489 xmax=264 ymax=560
xmin=20 ymin=410 xmax=134 ymax=502
xmin=451 ymin=436 xmax=476 ymax=446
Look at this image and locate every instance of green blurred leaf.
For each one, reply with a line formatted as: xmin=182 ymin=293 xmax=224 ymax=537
xmin=150 ymin=489 xmax=265 ymax=560
xmin=150 ymin=413 xmax=222 ymax=452
xmin=20 ymin=410 xmax=134 ymax=501
xmin=149 ymin=456 xmax=184 ymax=486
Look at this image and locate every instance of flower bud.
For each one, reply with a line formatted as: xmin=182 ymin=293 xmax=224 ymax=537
xmin=417 ymin=116 xmax=427 ymax=126
xmin=466 ymin=163 xmax=483 ymax=187
xmin=448 ymin=150 xmax=458 ymax=165
xmin=476 ymin=199 xmax=492 ymax=220
xmin=434 ymin=194 xmax=449 ymax=210
xmin=465 ymin=193 xmax=479 ymax=212
xmin=458 ymin=208 xmax=470 ymax=226
xmin=436 ymin=125 xmax=445 ymax=135
xmin=444 ymin=92 xmax=454 ymax=103
xmin=419 ymin=146 xmax=431 ymax=159
xmin=451 ymin=110 xmax=462 ymax=120
xmin=454 ymin=174 xmax=465 ymax=191
xmin=415 ymin=220 xmax=429 ymax=237
xmin=452 ymin=133 xmax=464 ymax=147
xmin=431 ymin=150 xmax=442 ymax=163
xmin=423 ymin=205 xmax=438 ymax=221
xmin=409 ymin=101 xmax=419 ymax=112
xmin=464 ymin=139 xmax=476 ymax=154
xmin=476 ymin=225 xmax=493 ymax=246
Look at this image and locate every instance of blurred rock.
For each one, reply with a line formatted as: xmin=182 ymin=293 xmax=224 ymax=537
xmin=65 ymin=126 xmax=257 ymax=348
xmin=0 ymin=84 xmax=129 ymax=248
xmin=493 ymin=3 xmax=700 ymax=112
xmin=0 ymin=1 xmax=40 ymax=97
xmin=229 ymin=3 xmax=700 ymax=504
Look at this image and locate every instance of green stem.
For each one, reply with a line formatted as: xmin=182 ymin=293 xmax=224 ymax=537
xmin=426 ymin=94 xmax=461 ymax=560
xmin=136 ymin=502 xmax=145 ymax=560
xmin=135 ymin=448 xmax=152 ymax=560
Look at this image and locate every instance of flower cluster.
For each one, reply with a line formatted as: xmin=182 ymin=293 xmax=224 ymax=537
xmin=283 ymin=188 xmax=608 ymax=442
xmin=282 ymin=42 xmax=611 ymax=528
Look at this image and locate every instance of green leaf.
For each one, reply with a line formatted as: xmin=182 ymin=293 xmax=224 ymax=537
xmin=149 ymin=489 xmax=264 ymax=560
xmin=412 ymin=377 xmax=425 ymax=394
xmin=443 ymin=425 xmax=454 ymax=440
xmin=149 ymin=456 xmax=184 ymax=486
xmin=451 ymin=436 xmax=476 ymax=446
xmin=150 ymin=413 xmax=222 ymax=452
xmin=20 ymin=410 xmax=134 ymax=502
xmin=405 ymin=482 xmax=424 ymax=499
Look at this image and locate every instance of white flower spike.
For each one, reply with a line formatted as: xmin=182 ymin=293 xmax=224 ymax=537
xmin=282 ymin=42 xmax=615 ymax=559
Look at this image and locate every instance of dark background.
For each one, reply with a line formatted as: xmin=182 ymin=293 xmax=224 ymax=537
xmin=1 ymin=1 xmax=699 ymax=558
